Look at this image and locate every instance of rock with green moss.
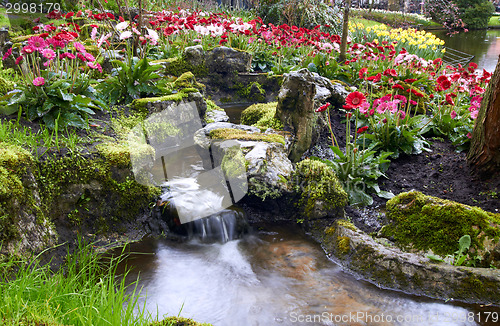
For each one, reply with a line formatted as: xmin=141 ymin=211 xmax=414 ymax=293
xmin=132 ymin=91 xmax=207 ymax=122
xmin=240 ymin=102 xmax=283 ymax=130
xmin=0 ymin=143 xmax=57 ymax=254
xmin=237 ymin=82 xmax=266 ymax=102
xmin=291 ymin=159 xmax=347 ymax=219
xmin=209 ymin=128 xmax=285 ymax=145
xmin=150 ymin=316 xmax=212 ymax=326
xmin=321 ymin=219 xmax=500 ymax=304
xmin=204 ymin=99 xmax=229 ymax=123
xmin=194 ymin=122 xmax=293 ymax=201
xmin=163 ymin=45 xmax=208 ymax=77
xmin=173 ymin=71 xmax=205 ymax=92
xmin=381 ymin=191 xmax=500 ymax=267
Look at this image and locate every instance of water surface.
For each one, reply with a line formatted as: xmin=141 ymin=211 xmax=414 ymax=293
xmin=429 ymin=29 xmax=500 ymax=72
xmin=120 ymin=225 xmax=500 ymax=326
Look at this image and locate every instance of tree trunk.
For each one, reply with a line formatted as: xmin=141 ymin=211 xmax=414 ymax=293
xmin=388 ymin=0 xmax=398 ymax=11
xmin=339 ymin=0 xmax=351 ymax=63
xmin=467 ymin=55 xmax=500 ymax=175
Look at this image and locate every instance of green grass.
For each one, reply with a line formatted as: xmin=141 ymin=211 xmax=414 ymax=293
xmin=0 ymin=8 xmax=10 ymax=28
xmin=0 ymin=240 xmax=213 ymax=325
xmin=0 ymin=118 xmax=88 ymax=157
xmin=488 ymin=15 xmax=500 ymax=26
xmin=0 ymin=241 xmax=149 ymax=325
xmin=351 ymin=17 xmax=387 ymax=28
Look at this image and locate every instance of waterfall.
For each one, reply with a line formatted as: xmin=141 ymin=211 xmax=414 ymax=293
xmin=158 ymin=176 xmax=249 ymax=243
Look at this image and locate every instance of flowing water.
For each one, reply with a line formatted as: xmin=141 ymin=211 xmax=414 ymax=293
xmin=120 ymin=57 xmax=500 ymax=325
xmin=120 ymin=225 xmax=499 ymax=326
xmin=429 ymin=29 xmax=500 ymax=72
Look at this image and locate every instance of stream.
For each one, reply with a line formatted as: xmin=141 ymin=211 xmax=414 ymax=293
xmin=119 ymin=52 xmax=500 ymax=324
xmin=120 ymin=225 xmax=499 ymax=326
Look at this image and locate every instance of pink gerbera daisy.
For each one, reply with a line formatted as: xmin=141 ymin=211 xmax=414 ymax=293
xmin=28 ymin=36 xmax=48 ymax=51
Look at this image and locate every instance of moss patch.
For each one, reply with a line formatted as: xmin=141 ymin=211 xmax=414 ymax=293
xmin=205 ymin=99 xmax=224 ymax=112
xmin=240 ymin=102 xmax=283 ymax=130
xmin=337 ymin=236 xmax=351 ymax=255
xmin=132 ymin=92 xmax=190 ymax=111
xmin=291 ymin=159 xmax=348 ymax=217
xmin=37 ymin=153 xmax=160 ymax=227
xmin=173 ymin=71 xmax=205 ymax=91
xmin=237 ymin=82 xmax=266 ymax=102
xmin=0 ymin=143 xmax=36 ymax=242
xmin=95 ymin=142 xmax=131 ymax=168
xmin=163 ymin=57 xmax=208 ymax=77
xmin=150 ymin=316 xmax=212 ymax=326
xmin=381 ymin=191 xmax=500 ymax=257
xmin=209 ymin=128 xmax=285 ymax=145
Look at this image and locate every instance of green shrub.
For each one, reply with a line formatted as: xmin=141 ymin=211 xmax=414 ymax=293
xmin=455 ymin=0 xmax=495 ymax=29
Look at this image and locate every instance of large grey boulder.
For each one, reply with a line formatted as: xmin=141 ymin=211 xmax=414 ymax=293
xmin=206 ymin=46 xmax=252 ymax=73
xmin=275 ymin=68 xmax=349 ymax=162
xmin=194 ymin=123 xmax=293 ymax=201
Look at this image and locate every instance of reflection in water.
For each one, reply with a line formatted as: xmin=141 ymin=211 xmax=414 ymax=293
xmin=120 ymin=226 xmax=499 ymax=326
xmin=429 ymin=29 xmax=500 ymax=72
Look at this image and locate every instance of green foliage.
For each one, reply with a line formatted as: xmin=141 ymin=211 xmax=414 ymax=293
xmin=360 ymin=114 xmax=431 ymax=159
xmin=257 ymin=0 xmax=342 ymax=33
xmin=97 ymin=57 xmax=164 ymax=105
xmin=313 ymin=144 xmax=393 ymax=206
xmin=1 ymin=73 xmax=104 ymax=129
xmin=291 ymin=159 xmax=348 ymax=217
xmin=454 ymin=0 xmax=495 ymax=29
xmin=382 ymin=191 xmax=500 ymax=262
xmin=303 ymin=52 xmax=352 ymax=82
xmin=351 ymin=8 xmax=432 ymax=27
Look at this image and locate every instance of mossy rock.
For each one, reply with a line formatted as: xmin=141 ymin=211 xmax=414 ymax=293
xmin=240 ymin=102 xmax=283 ymax=130
xmin=209 ymin=128 xmax=285 ymax=145
xmin=236 ymin=82 xmax=266 ymax=102
xmin=0 ymin=75 xmax=15 ymax=94
xmin=95 ymin=142 xmax=132 ymax=167
xmin=381 ymin=191 xmax=500 ymax=258
xmin=205 ymin=99 xmax=224 ymax=112
xmin=0 ymin=142 xmax=33 ymax=174
xmin=291 ymin=159 xmax=347 ymax=218
xmin=173 ymin=72 xmax=205 ymax=91
xmin=132 ymin=92 xmax=190 ymax=111
xmin=150 ymin=316 xmax=212 ymax=326
xmin=163 ymin=56 xmax=208 ymax=78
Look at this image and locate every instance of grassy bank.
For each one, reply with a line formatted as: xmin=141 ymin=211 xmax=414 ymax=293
xmin=0 ymin=241 xmax=211 ymax=326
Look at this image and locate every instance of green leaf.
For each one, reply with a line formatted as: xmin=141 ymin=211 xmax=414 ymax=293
xmin=38 ymin=100 xmax=55 ymax=117
xmin=427 ymin=254 xmax=444 ymax=262
xmin=59 ymin=89 xmax=75 ymax=102
xmin=349 ymin=189 xmax=373 ymax=206
xmin=377 ymin=190 xmax=395 ymax=199
xmin=330 ymin=146 xmax=345 ymax=159
xmin=455 ymin=254 xmax=468 ymax=266
xmin=458 ymin=235 xmax=471 ymax=254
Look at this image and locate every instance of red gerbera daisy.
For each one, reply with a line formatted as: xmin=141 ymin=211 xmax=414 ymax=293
xmin=436 ymin=75 xmax=451 ymax=90
xmin=345 ymin=91 xmax=366 ymax=109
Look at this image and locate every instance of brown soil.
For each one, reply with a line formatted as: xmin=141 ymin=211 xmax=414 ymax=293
xmin=306 ymin=109 xmax=500 ymax=233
